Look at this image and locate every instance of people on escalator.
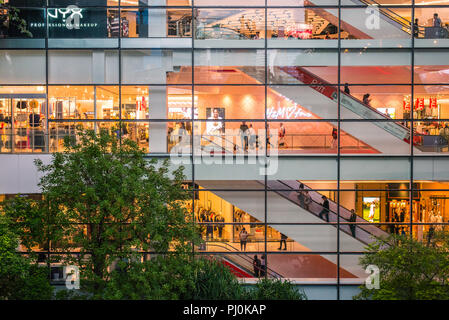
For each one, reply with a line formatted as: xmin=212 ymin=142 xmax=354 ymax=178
xmin=362 ymin=93 xmax=372 ymax=106
xmin=344 ymin=83 xmax=350 ymax=95
xmin=303 ymin=190 xmax=312 ymax=211
xmin=319 ymin=195 xmax=330 ymax=222
xmin=349 ymin=209 xmax=357 ymax=237
xmin=278 ymin=233 xmax=288 ymax=250
xmin=239 ymin=228 xmax=249 ymax=251
xmin=252 ymin=255 xmax=261 ymax=277
xmin=260 ymin=254 xmax=266 ymax=277
xmin=297 ymin=183 xmax=306 ymax=208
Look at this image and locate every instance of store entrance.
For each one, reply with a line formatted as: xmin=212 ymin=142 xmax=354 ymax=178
xmin=0 ymin=94 xmax=47 ymax=153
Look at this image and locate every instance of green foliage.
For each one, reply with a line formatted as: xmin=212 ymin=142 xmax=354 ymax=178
xmin=0 ymin=2 xmax=33 ymax=37
xmin=0 ymin=216 xmax=53 ymax=300
xmin=354 ymin=233 xmax=449 ymax=300
xmin=248 ymin=278 xmax=307 ymax=300
xmin=190 ymin=258 xmax=246 ymax=300
xmin=3 ymin=127 xmax=199 ymax=298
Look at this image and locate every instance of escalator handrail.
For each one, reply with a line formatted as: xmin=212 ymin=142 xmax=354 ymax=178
xmin=353 ymin=0 xmax=422 ymax=35
xmin=273 ymin=180 xmax=389 ymax=240
xmin=281 ymin=66 xmax=411 ymax=139
xmin=206 ymin=242 xmax=284 ymax=279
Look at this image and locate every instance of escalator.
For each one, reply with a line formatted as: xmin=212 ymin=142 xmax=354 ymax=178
xmin=240 ymin=65 xmax=423 ymax=154
xmin=205 ymin=242 xmax=283 ymax=279
xmin=197 ymin=179 xmax=388 ymax=278
xmin=306 ymin=0 xmax=415 ymax=39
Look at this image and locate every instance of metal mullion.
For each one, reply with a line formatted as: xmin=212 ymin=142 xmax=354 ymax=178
xmin=337 ymin=0 xmax=341 ymax=301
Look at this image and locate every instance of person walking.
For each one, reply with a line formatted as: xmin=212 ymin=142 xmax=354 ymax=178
xmin=331 ymin=127 xmax=338 ymax=149
xmin=349 ymin=209 xmax=357 ymax=237
xmin=252 ymin=255 xmax=261 ymax=277
xmin=239 ymin=121 xmax=249 ymax=152
xmin=278 ymin=233 xmax=288 ymax=250
xmin=278 ymin=122 xmax=286 ymax=148
xmin=239 ymin=227 xmax=249 ymax=251
xmin=248 ymin=124 xmax=256 ymax=150
xmin=413 ymin=18 xmax=420 ymax=38
xmin=319 ymin=195 xmax=330 ymax=222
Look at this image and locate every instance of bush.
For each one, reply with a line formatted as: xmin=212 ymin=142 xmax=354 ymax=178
xmin=248 ymin=278 xmax=307 ymax=300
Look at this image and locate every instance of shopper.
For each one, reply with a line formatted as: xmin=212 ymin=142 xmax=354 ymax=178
xmin=239 ymin=227 xmax=249 ymax=251
xmin=297 ymin=183 xmax=306 ymax=208
xmin=344 ymin=83 xmax=350 ymax=95
xmin=319 ymin=195 xmax=330 ymax=222
xmin=331 ymin=127 xmax=338 ymax=149
xmin=349 ymin=209 xmax=357 ymax=237
xmin=278 ymin=122 xmax=286 ymax=148
xmin=413 ymin=18 xmax=420 ymax=38
xmin=239 ymin=121 xmax=249 ymax=152
xmin=278 ymin=233 xmax=288 ymax=250
xmin=260 ymin=254 xmax=266 ymax=277
xmin=433 ymin=13 xmax=442 ymax=27
xmin=248 ymin=124 xmax=256 ymax=150
xmin=363 ymin=93 xmax=371 ymax=106
xmin=303 ymin=190 xmax=312 ymax=211
xmin=252 ymin=255 xmax=261 ymax=277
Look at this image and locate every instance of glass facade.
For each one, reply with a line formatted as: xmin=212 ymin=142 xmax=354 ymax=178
xmin=1 ymin=0 xmax=449 ymax=299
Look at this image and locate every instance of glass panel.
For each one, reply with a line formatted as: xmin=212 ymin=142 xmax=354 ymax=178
xmin=194 ymin=85 xmax=265 ymax=120
xmin=414 ymin=50 xmax=449 ymax=84
xmin=194 ymin=49 xmax=265 ymax=84
xmin=340 ymin=85 xmax=411 ymax=120
xmin=121 ymin=50 xmax=192 ymax=85
xmin=0 ymin=51 xmax=46 ymax=84
xmin=341 ymin=49 xmax=412 ymax=84
xmin=48 ymin=50 xmax=119 ymax=85
xmin=413 ymin=120 xmax=449 ymax=154
xmin=267 ymin=8 xmax=339 ymax=42
xmin=266 ymin=253 xmax=339 ymax=281
xmin=119 ymin=8 xmax=192 ymax=38
xmin=340 ymin=157 xmax=411 ymax=180
xmin=268 ymin=49 xmax=338 ymax=84
xmin=340 ymin=121 xmax=411 ymax=155
xmin=340 ymin=8 xmax=412 ymax=42
xmin=414 ymin=7 xmax=449 ymax=39
xmin=194 ymin=8 xmax=265 ymax=40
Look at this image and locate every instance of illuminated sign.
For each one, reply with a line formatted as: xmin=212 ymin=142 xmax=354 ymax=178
xmin=267 ymin=106 xmax=312 ymax=119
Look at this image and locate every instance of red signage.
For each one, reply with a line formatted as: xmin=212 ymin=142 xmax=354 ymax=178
xmin=280 ymin=66 xmax=337 ymax=100
xmin=430 ymin=97 xmax=438 ymax=109
xmin=403 ymin=97 xmax=411 ymax=111
xmin=415 ymin=98 xmax=425 ymax=111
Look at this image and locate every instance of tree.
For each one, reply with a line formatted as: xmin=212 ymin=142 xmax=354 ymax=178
xmin=355 ymin=233 xmax=449 ymax=300
xmin=0 ymin=215 xmax=53 ymax=300
xmin=0 ymin=1 xmax=32 ymax=38
xmin=4 ymin=127 xmax=198 ymax=297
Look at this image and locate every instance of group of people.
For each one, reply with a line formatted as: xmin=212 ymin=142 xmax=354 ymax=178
xmin=412 ymin=13 xmax=448 ymax=38
xmin=296 ymin=183 xmax=359 ymax=238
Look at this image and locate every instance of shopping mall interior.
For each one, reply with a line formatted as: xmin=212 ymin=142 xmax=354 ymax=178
xmin=1 ymin=0 xmax=449 ymax=299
